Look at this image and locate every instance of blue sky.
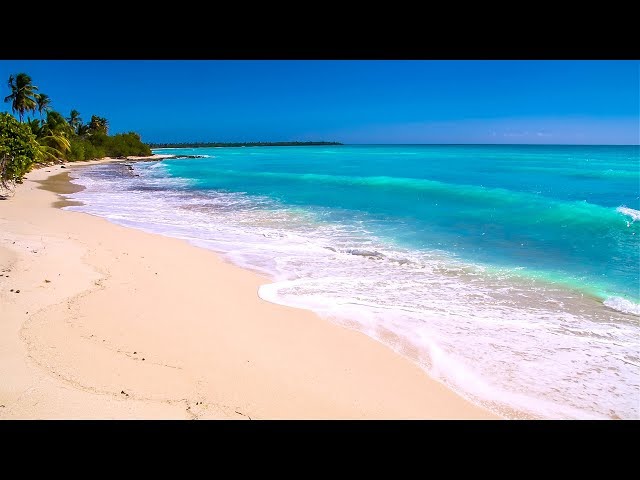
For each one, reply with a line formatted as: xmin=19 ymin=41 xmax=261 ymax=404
xmin=1 ymin=60 xmax=638 ymax=144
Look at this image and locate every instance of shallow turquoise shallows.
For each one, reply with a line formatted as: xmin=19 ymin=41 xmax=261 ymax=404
xmin=161 ymin=144 xmax=640 ymax=301
xmin=66 ymin=144 xmax=640 ymax=420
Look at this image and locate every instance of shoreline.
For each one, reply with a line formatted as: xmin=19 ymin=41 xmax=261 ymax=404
xmin=0 ymin=158 xmax=498 ymax=419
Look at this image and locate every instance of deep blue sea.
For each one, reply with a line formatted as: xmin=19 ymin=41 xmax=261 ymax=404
xmin=64 ymin=145 xmax=640 ymax=419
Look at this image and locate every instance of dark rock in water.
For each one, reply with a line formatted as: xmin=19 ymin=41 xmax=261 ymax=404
xmin=60 ymin=165 xmax=66 ymax=169
xmin=324 ymin=246 xmax=337 ymax=252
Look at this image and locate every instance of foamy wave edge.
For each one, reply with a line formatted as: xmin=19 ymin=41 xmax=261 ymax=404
xmin=617 ymin=206 xmax=640 ymax=222
xmin=603 ymin=296 xmax=640 ymax=316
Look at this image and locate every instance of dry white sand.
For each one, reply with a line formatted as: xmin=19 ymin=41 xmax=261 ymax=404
xmin=0 ymin=160 xmax=497 ymax=419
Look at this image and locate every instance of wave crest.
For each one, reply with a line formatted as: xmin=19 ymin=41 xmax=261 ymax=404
xmin=617 ymin=206 xmax=640 ymax=222
xmin=604 ymin=296 xmax=640 ymax=316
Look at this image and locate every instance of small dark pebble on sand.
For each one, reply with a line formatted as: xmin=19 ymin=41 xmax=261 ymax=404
xmin=133 ymin=352 xmax=137 ymax=354
xmin=15 ymin=290 xmax=20 ymax=293
xmin=142 ymin=358 xmax=145 ymax=361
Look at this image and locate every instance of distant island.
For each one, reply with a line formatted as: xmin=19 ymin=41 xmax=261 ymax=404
xmin=149 ymin=141 xmax=343 ymax=148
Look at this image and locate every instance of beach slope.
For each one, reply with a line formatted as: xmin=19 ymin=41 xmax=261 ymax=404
xmin=0 ymin=162 xmax=496 ymax=419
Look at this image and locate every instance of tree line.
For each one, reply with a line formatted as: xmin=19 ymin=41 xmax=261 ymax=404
xmin=1 ymin=72 xmax=151 ymax=191
xmin=149 ymin=141 xmax=343 ymax=148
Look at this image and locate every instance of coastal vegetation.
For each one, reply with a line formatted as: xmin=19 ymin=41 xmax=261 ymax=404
xmin=149 ymin=141 xmax=343 ymax=148
xmin=1 ymin=72 xmax=151 ymax=191
xmin=0 ymin=113 xmax=38 ymax=190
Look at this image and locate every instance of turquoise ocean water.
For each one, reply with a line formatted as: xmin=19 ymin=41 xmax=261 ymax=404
xmin=65 ymin=145 xmax=640 ymax=419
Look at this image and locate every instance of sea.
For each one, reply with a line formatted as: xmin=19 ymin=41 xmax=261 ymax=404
xmin=62 ymin=144 xmax=640 ymax=419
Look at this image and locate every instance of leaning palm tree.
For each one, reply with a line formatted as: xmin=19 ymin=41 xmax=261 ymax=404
xmin=33 ymin=133 xmax=71 ymax=163
xmin=67 ymin=109 xmax=82 ymax=133
xmin=42 ymin=111 xmax=73 ymax=137
xmin=29 ymin=111 xmax=72 ymax=164
xmin=4 ymin=73 xmax=38 ymax=122
xmin=34 ymin=93 xmax=52 ymax=122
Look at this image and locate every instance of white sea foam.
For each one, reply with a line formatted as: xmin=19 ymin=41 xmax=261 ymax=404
xmin=604 ymin=296 xmax=640 ymax=315
xmin=617 ymin=206 xmax=640 ymax=222
xmin=61 ymin=162 xmax=640 ymax=420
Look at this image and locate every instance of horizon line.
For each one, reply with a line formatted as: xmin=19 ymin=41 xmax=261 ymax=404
xmin=150 ymin=143 xmax=640 ymax=147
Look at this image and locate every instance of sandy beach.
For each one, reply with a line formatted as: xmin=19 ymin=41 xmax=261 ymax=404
xmin=0 ymin=158 xmax=497 ymax=419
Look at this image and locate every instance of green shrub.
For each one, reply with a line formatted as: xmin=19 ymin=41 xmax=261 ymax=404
xmin=69 ymin=132 xmax=151 ymax=161
xmin=0 ymin=112 xmax=39 ymax=188
xmin=68 ymin=137 xmax=105 ymax=162
xmin=106 ymin=132 xmax=152 ymax=157
xmin=68 ymin=138 xmax=85 ymax=161
xmin=85 ymin=142 xmax=105 ymax=160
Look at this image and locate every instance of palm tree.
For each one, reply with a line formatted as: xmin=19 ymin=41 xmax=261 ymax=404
xmin=67 ymin=109 xmax=82 ymax=134
xmin=42 ymin=111 xmax=73 ymax=137
xmin=26 ymin=118 xmax=42 ymax=137
xmin=33 ymin=135 xmax=71 ymax=163
xmin=76 ymin=123 xmax=90 ymax=137
xmin=88 ymin=115 xmax=108 ymax=135
xmin=4 ymin=73 xmax=38 ymax=122
xmin=34 ymin=111 xmax=72 ymax=163
xmin=34 ymin=93 xmax=52 ymax=122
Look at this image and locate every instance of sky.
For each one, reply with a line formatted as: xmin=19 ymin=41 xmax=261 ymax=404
xmin=1 ymin=60 xmax=638 ymax=144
